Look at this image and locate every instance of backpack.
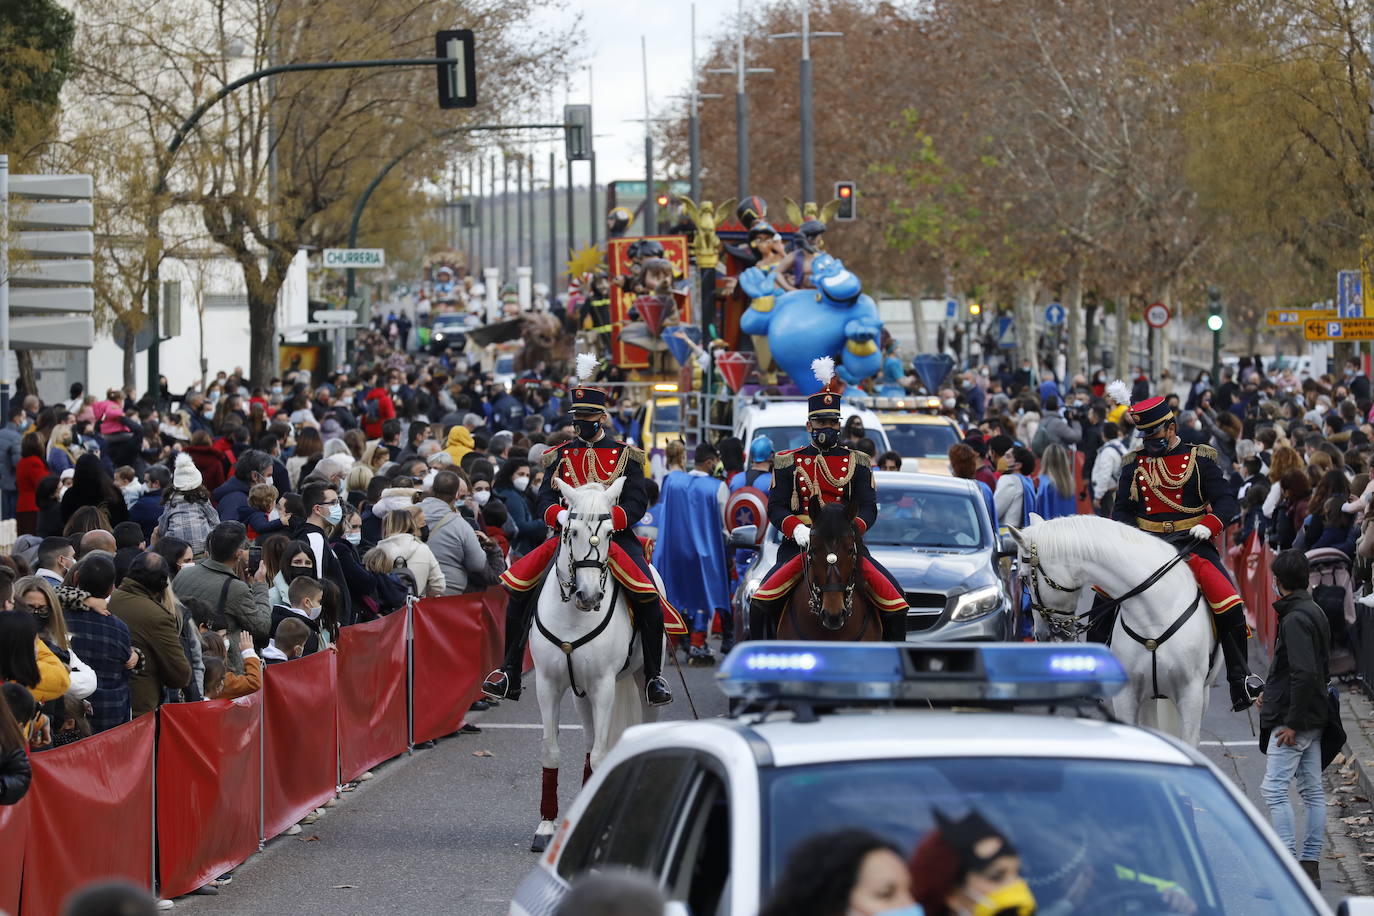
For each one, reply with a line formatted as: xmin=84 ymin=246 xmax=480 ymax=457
xmin=389 ymin=555 xmax=420 ymax=597
xmin=1031 ymin=422 xmax=1051 ymax=457
xmin=362 ymin=393 xmax=381 ymax=425
xmin=159 ymin=498 xmax=217 ymax=557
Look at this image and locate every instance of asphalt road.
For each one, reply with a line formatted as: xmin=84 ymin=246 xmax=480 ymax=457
xmin=173 ymin=639 xmax=1367 ymax=915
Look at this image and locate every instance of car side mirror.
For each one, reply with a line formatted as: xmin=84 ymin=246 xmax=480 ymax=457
xmin=727 ymin=525 xmax=758 ymax=548
xmin=1339 ymin=899 xmax=1374 ymax=915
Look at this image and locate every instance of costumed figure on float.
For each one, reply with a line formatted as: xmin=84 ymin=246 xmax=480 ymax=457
xmin=748 ymin=358 xmax=907 ymax=641
xmin=1102 ymin=382 xmax=1257 ymax=711
xmin=483 ymin=353 xmax=676 ymax=708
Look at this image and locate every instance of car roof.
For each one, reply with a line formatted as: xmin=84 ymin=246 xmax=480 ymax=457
xmin=876 ymin=412 xmax=959 ymax=426
xmin=739 ymin=401 xmax=883 ymax=422
xmin=615 ymin=710 xmax=1196 ymax=769
xmin=873 ymin=470 xmax=977 ymax=495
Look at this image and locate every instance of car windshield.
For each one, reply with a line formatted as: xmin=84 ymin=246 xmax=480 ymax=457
xmin=866 ymin=486 xmax=984 ymax=549
xmin=654 ymin=401 xmax=680 ymax=431
xmin=433 ymin=315 xmax=466 ymax=328
xmin=755 ymin=424 xmax=890 ymax=453
xmin=763 ymin=757 xmax=1313 ymax=916
xmin=885 ymin=421 xmax=959 ymax=458
xmin=495 ymin=355 xmax=514 ymax=373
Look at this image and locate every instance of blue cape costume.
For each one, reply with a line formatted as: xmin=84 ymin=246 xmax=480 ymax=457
xmin=655 ymin=471 xmax=730 ymax=621
xmin=1035 ymin=478 xmax=1077 ymax=520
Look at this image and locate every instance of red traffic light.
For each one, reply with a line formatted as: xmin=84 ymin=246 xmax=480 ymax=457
xmin=655 ymin=194 xmax=670 ymax=207
xmin=838 ymin=185 xmax=853 ymax=198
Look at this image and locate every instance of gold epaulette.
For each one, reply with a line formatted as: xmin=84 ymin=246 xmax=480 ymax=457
xmin=624 ymin=445 xmax=646 ymax=466
xmin=851 ymin=451 xmax=872 ymax=467
xmin=539 ymin=444 xmax=569 ymax=468
xmin=1193 ymin=444 xmax=1217 ymax=462
xmin=774 ymin=449 xmax=797 ymax=469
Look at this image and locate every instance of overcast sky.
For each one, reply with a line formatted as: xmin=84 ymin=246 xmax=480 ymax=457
xmin=533 ymin=0 xmax=744 ymax=184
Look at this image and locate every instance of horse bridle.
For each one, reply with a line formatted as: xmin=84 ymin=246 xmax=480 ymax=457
xmin=558 ymin=509 xmax=612 ymax=605
xmin=1022 ymin=543 xmax=1087 ymax=640
xmin=805 ymin=539 xmax=857 ymax=622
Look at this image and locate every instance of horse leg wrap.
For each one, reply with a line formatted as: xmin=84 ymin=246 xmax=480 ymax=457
xmin=582 ymin=754 xmax=592 ymax=785
xmin=690 ymin=630 xmax=706 ymax=649
xmin=540 ymin=767 xmax=559 ymax=821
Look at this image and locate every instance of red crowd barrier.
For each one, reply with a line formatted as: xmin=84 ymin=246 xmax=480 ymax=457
xmin=411 ymin=595 xmax=486 ymax=744
xmin=337 ymin=609 xmax=408 ymax=783
xmin=22 ymin=715 xmax=155 ymax=916
xmin=0 ymin=797 xmax=27 ymax=915
xmin=263 ymin=651 xmax=339 ymax=840
xmin=11 ymin=587 xmax=507 ymax=908
xmin=1229 ymin=530 xmax=1278 ymax=658
xmin=157 ymin=695 xmax=263 ymax=900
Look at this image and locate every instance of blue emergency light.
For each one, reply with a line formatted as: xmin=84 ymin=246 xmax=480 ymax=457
xmin=718 ymin=642 xmax=1126 ymax=705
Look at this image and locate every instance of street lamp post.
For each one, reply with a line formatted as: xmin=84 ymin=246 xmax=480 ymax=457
xmin=769 ymin=0 xmax=842 ymax=203
xmin=706 ymin=0 xmax=773 ymax=199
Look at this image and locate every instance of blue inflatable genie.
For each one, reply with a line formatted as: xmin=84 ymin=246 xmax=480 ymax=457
xmin=738 ymin=252 xmax=885 ymax=394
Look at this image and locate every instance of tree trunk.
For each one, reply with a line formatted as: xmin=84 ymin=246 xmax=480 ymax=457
xmin=1014 ymin=274 xmax=1041 ymax=369
xmin=909 ymin=287 xmax=930 ymax=355
xmin=1115 ymin=295 xmax=1132 ymax=379
xmin=248 ymin=292 xmax=278 ymax=388
xmin=1065 ymin=254 xmax=1084 ymax=383
xmin=121 ymin=326 xmax=137 ymax=391
xmin=16 ymin=352 xmax=36 ymax=399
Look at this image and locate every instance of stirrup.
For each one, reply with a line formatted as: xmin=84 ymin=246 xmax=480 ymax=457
xmin=645 ymin=676 xmax=673 ymax=707
xmin=482 ymin=668 xmax=520 ymax=701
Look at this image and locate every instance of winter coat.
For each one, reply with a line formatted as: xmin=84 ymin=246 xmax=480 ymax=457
xmin=417 ymin=497 xmax=488 ymax=595
xmin=172 ymin=559 xmax=271 ymax=674
xmin=109 ymin=579 xmax=191 ymax=716
xmin=0 ymin=747 xmax=30 ymax=806
xmin=1260 ymin=590 xmax=1330 ymax=733
xmin=186 ymin=444 xmax=228 ymax=493
xmin=376 ymin=532 xmax=445 ymax=597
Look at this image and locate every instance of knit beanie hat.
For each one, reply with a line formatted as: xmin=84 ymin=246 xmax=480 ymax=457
xmin=173 ymin=452 xmax=203 ymax=491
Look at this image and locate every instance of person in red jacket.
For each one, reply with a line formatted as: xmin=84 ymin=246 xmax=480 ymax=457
xmin=15 ymin=433 xmax=48 ymax=536
xmin=359 ymin=369 xmax=395 ymax=440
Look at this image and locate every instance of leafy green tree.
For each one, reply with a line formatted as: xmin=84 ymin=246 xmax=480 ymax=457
xmin=0 ymin=0 xmax=76 ymax=163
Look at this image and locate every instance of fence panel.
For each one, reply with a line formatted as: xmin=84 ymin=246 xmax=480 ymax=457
xmin=263 ymin=651 xmax=339 ymax=839
xmin=337 ymin=610 xmax=409 ymax=782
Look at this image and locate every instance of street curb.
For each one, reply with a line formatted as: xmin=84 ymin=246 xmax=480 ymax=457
xmin=1335 ymin=686 xmax=1374 ymax=896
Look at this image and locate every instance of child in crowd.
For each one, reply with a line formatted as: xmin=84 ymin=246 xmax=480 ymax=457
xmin=114 ymin=466 xmax=145 ymax=508
xmin=202 ymin=631 xmax=262 ymax=700
xmin=269 ymin=576 xmax=327 ymax=654
xmin=262 ymin=618 xmax=309 ymax=665
xmin=240 ymin=483 xmax=288 ymax=539
xmin=480 ymin=499 xmax=511 ymax=561
xmin=49 ymin=694 xmax=91 ymax=748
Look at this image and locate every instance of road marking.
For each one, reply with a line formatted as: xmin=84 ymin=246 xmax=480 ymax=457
xmin=1199 ymin=740 xmax=1253 ymax=747
xmin=477 ymin=723 xmax=584 ymax=729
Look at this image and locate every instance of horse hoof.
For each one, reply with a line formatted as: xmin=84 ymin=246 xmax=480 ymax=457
xmin=530 ymin=819 xmax=557 ymax=853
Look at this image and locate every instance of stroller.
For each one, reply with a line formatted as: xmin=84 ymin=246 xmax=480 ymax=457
xmin=1305 ymin=547 xmax=1357 ymax=676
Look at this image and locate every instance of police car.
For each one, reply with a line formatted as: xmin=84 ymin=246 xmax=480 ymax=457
xmin=511 ymin=642 xmax=1363 ymax=916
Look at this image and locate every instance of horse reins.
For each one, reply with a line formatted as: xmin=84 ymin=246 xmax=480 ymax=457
xmin=1025 ymin=541 xmax=1209 ymax=699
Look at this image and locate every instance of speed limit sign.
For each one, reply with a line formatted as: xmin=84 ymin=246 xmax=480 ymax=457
xmin=1145 ymin=301 xmax=1171 ymax=329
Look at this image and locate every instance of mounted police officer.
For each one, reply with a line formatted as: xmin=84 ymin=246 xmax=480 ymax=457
xmin=1107 ymin=391 xmax=1256 ymax=710
xmin=748 ymin=358 xmax=907 ymax=638
xmin=483 ymin=357 xmax=672 ymax=707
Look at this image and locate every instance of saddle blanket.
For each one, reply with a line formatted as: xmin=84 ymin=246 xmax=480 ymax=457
xmin=501 ymin=537 xmax=688 ymax=635
xmin=753 ymin=553 xmax=907 ymax=614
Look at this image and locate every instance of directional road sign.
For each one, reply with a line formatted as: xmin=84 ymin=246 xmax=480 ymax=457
xmin=1044 ymin=302 xmax=1065 ymax=326
xmin=1268 ymin=308 xmax=1336 ymax=326
xmin=1305 ymin=317 xmax=1374 ymax=341
xmin=996 ymin=315 xmax=1016 ymax=348
xmin=1144 ymin=302 xmax=1171 ymax=329
xmin=323 ymin=248 xmax=385 ymax=269
xmin=946 ymin=299 xmax=957 ymax=320
xmin=1339 ymin=269 xmax=1364 ymax=318
xmin=4 ymin=172 xmax=97 ymax=351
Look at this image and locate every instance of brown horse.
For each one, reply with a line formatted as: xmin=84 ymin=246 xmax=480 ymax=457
xmin=775 ymin=499 xmax=884 ymax=641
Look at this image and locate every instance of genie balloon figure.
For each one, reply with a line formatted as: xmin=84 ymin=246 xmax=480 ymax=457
xmin=739 ymin=253 xmax=885 ymax=393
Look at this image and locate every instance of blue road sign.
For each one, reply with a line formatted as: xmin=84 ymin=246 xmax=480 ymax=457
xmin=946 ymin=299 xmax=958 ymax=319
xmin=1044 ymin=302 xmax=1065 ymax=326
xmin=996 ymin=316 xmax=1016 ymax=348
xmin=1339 ymin=270 xmax=1363 ymax=318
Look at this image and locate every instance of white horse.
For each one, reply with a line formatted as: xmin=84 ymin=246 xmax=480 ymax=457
xmin=529 ymin=478 xmax=650 ymax=851
xmin=1008 ymin=514 xmax=1222 ymax=747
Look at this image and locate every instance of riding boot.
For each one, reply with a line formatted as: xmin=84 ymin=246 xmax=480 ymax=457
xmin=1215 ymin=604 xmax=1257 ymax=711
xmin=717 ymin=606 xmax=736 ymax=655
xmin=482 ymin=589 xmax=537 ymax=700
xmin=748 ymin=599 xmax=774 ymax=641
xmin=632 ymin=593 xmax=672 ymax=706
xmin=880 ymin=608 xmax=907 ymax=641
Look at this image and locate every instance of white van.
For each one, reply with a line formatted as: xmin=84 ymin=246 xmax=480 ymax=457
xmin=733 ymin=399 xmax=890 ymax=454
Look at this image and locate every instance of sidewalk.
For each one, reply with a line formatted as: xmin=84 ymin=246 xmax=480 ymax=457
xmin=1330 ymin=684 xmax=1374 ymax=897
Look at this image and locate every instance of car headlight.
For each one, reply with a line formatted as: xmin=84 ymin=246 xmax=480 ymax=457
xmin=949 ymin=585 xmax=1001 ymax=621
xmin=433 ymin=332 xmax=445 ymax=341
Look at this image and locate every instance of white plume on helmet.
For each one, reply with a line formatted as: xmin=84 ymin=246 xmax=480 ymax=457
xmin=812 ymin=356 xmax=836 ymax=386
xmin=575 ymin=353 xmax=598 ymax=383
xmin=1106 ymin=379 xmax=1132 ymax=406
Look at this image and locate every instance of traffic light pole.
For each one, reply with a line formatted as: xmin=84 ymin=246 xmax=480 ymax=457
xmin=769 ymin=2 xmax=841 ymax=204
xmin=144 ymin=53 xmax=468 ymax=393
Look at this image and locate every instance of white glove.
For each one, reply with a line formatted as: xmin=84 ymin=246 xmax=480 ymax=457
xmin=556 ymin=509 xmax=569 ymax=528
xmin=1189 ymin=524 xmax=1212 ymax=540
xmin=1343 ymin=499 xmax=1363 ymax=515
xmin=793 ymin=524 xmax=811 ymax=548
xmin=1358 ymin=593 xmax=1374 ymax=609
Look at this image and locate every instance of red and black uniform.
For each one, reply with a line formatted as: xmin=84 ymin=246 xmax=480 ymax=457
xmin=749 ymin=424 xmax=907 ymax=638
xmin=496 ymin=434 xmax=666 ymax=683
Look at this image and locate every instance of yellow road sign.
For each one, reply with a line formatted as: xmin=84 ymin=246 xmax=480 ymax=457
xmin=1304 ymin=317 xmax=1374 ymax=340
xmin=1268 ymin=308 xmax=1336 ymax=326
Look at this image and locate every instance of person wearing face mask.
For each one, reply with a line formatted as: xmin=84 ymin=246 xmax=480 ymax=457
xmin=494 ymin=459 xmax=544 ymax=556
xmin=484 ymin=354 xmax=674 ymax=707
xmin=267 ymin=575 xmax=330 ymax=654
xmin=759 ymin=828 xmax=920 ymax=916
xmin=910 ymin=809 xmax=1036 ymax=916
xmin=1107 ymin=385 xmax=1255 ymax=710
xmin=298 ymin=484 xmax=355 ymax=627
xmin=748 ymin=358 xmax=908 ymax=641
xmin=108 ymin=552 xmax=190 ymax=717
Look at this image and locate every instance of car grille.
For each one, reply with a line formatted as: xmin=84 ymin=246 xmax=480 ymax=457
xmin=905 ymin=592 xmax=945 ymax=632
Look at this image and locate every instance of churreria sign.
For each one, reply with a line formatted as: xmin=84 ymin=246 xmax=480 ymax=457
xmin=323 ymin=248 xmax=386 ymax=269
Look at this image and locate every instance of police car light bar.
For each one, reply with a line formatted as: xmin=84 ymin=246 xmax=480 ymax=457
xmin=718 ymin=642 xmax=1126 ymax=705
